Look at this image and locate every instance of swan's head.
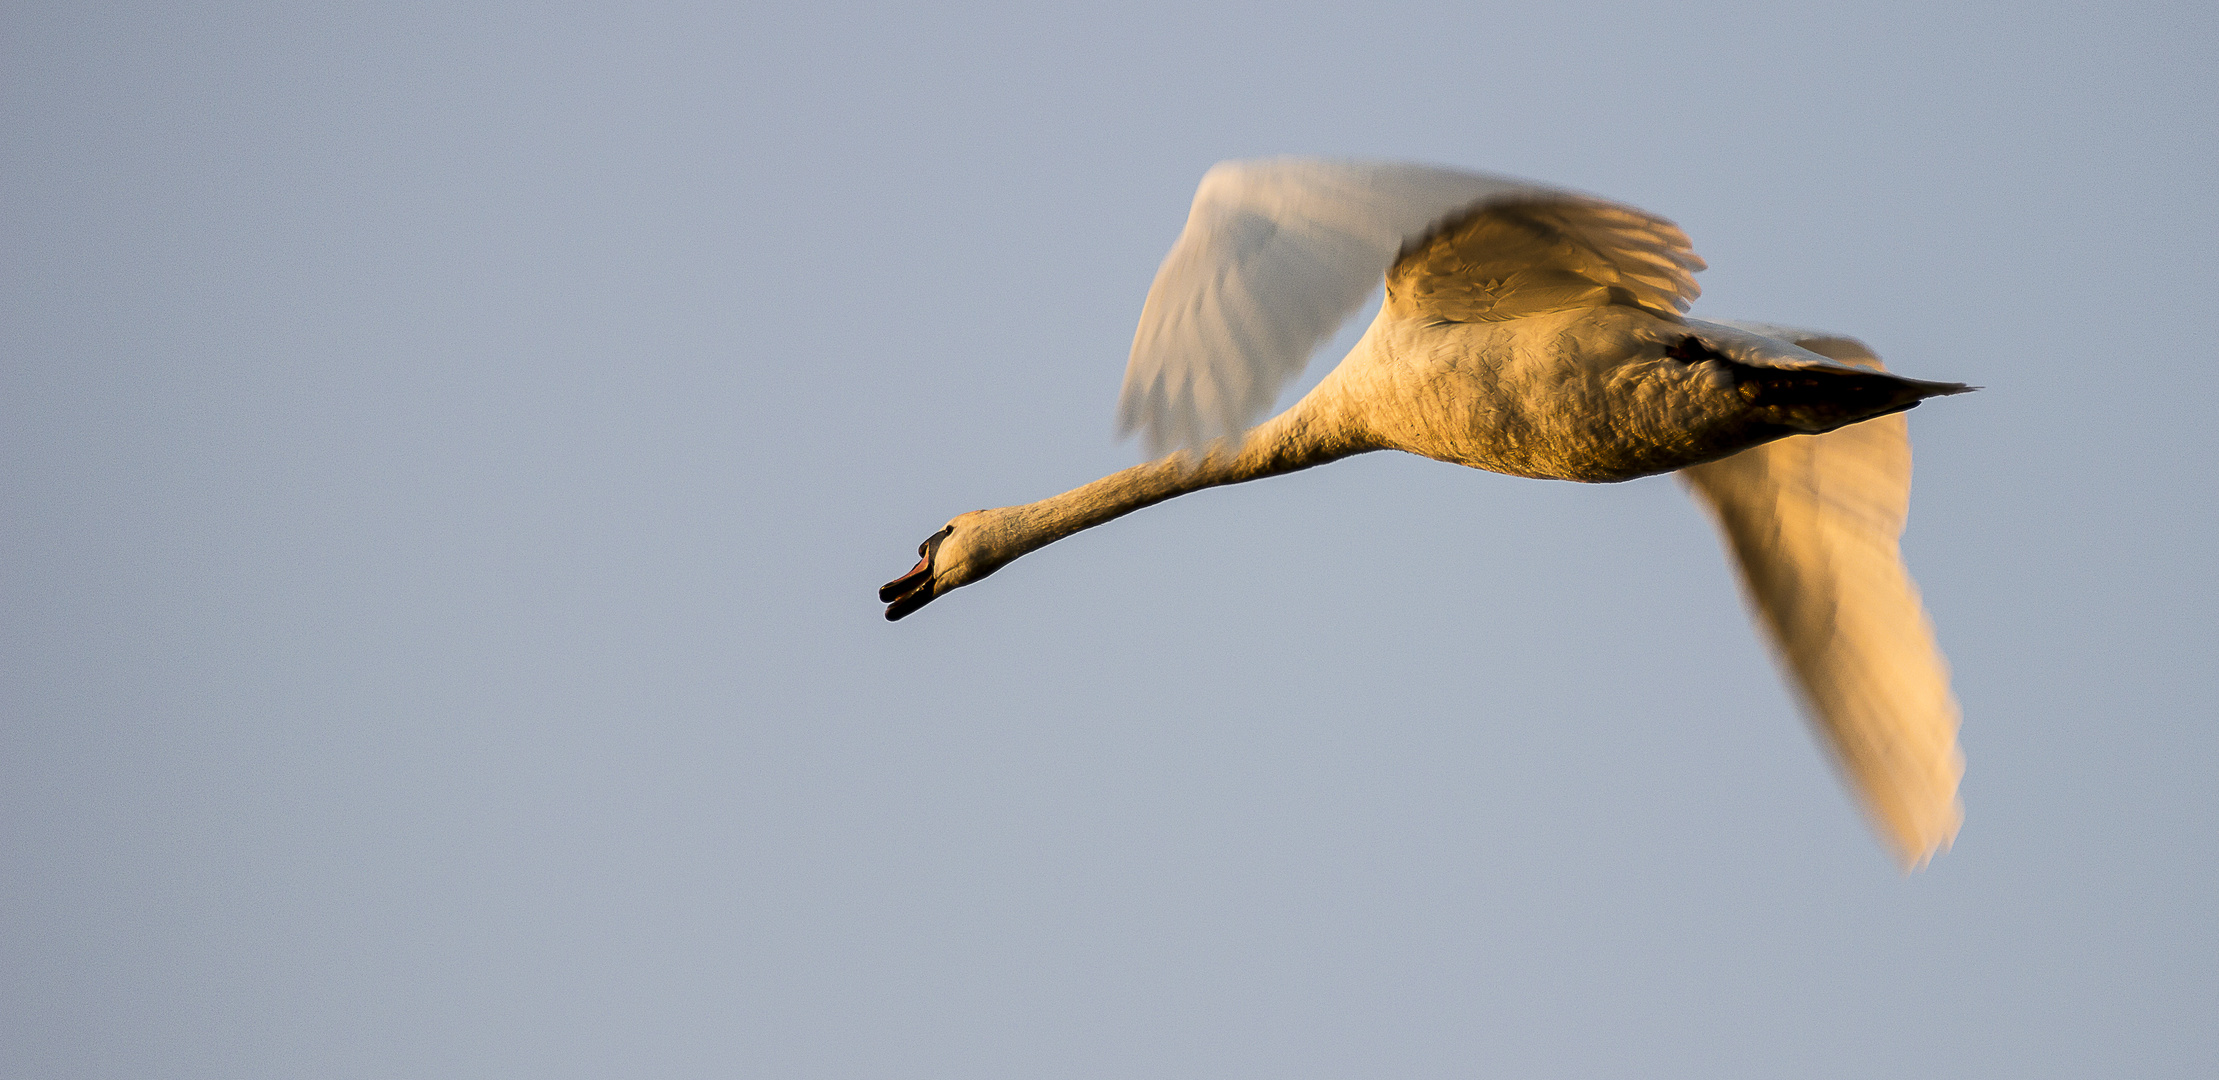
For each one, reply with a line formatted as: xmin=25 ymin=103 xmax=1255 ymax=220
xmin=878 ymin=509 xmax=1017 ymax=621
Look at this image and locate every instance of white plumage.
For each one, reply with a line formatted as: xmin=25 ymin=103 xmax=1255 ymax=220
xmin=882 ymin=158 xmax=1969 ymax=868
xmin=1120 ymin=159 xmax=1702 ymax=455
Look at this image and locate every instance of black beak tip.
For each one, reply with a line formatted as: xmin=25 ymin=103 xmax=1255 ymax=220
xmin=878 ymin=560 xmax=928 ymax=604
xmin=884 ymin=586 xmax=935 ymax=621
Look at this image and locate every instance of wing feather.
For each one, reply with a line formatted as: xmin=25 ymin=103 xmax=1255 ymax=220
xmin=1385 ymin=197 xmax=1705 ymax=324
xmin=1119 ymin=159 xmax=1556 ymax=456
xmin=1680 ymin=325 xmax=1965 ymax=868
xmin=1120 ymin=160 xmax=1710 ymax=455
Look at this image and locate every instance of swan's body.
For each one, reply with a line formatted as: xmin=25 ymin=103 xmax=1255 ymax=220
xmin=881 ymin=159 xmax=1969 ymax=868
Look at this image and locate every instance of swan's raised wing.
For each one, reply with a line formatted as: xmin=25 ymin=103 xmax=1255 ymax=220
xmin=1119 ymin=160 xmax=1554 ymax=456
xmin=1680 ymin=324 xmax=1964 ymax=868
xmin=1120 ymin=159 xmax=1708 ymax=455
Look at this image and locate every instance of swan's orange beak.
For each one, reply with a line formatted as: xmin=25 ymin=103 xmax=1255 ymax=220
xmin=879 ymin=558 xmax=933 ymax=620
xmin=880 ymin=526 xmax=953 ymax=621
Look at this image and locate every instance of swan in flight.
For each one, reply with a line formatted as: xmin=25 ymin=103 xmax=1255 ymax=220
xmin=879 ymin=158 xmax=1969 ymax=867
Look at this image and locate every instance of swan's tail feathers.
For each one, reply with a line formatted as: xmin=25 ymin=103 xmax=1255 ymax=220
xmin=1670 ymin=334 xmax=1975 ymax=436
xmin=1738 ymin=366 xmax=1975 ymax=435
xmin=1743 ymin=367 xmax=1972 ymax=407
xmin=879 ymin=525 xmax=952 ymax=621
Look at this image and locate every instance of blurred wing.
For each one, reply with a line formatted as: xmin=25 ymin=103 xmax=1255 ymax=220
xmin=1119 ymin=159 xmax=1557 ymax=456
xmin=1385 ymin=196 xmax=1704 ymax=324
xmin=1681 ymin=324 xmax=1964 ymax=868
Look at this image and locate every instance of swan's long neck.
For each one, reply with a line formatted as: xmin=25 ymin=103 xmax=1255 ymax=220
xmin=965 ymin=372 xmax=1377 ymax=576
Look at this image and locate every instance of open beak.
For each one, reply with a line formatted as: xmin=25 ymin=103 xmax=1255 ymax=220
xmin=879 ymin=526 xmax=953 ymax=621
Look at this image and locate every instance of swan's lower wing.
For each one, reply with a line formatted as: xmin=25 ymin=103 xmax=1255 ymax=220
xmin=1680 ymin=332 xmax=1963 ymax=868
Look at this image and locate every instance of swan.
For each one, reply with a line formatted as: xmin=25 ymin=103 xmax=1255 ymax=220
xmin=879 ymin=158 xmax=1969 ymax=868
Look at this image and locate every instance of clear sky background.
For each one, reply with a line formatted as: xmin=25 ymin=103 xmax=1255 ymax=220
xmin=5 ymin=2 xmax=2215 ymax=1077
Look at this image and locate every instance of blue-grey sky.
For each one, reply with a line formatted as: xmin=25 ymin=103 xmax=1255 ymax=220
xmin=5 ymin=2 xmax=2215 ymax=1077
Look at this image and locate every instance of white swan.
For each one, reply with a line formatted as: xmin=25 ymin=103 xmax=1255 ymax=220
xmin=880 ymin=158 xmax=1969 ymax=868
